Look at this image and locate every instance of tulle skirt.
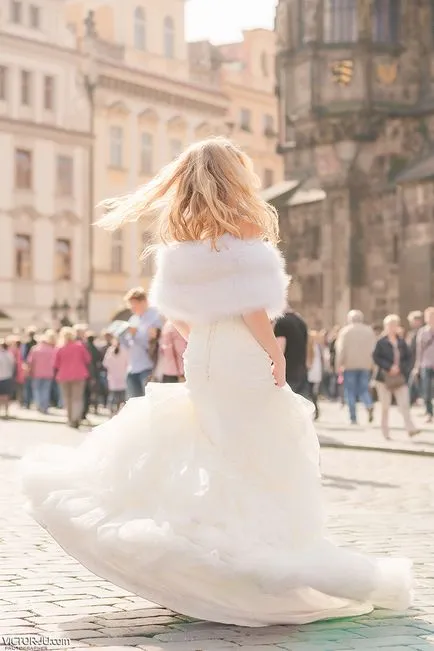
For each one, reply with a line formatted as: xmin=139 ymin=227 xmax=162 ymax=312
xmin=21 ymin=318 xmax=413 ymax=627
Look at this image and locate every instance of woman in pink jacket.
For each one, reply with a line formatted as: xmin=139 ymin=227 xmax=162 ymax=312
xmin=158 ymin=321 xmax=187 ymax=383
xmin=54 ymin=327 xmax=91 ymax=428
xmin=27 ymin=330 xmax=57 ymax=414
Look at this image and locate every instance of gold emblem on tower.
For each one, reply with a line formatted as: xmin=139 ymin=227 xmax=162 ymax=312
xmin=376 ymin=62 xmax=398 ymax=85
xmin=331 ymin=60 xmax=354 ymax=86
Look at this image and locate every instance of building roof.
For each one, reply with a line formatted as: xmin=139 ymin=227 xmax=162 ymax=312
xmin=261 ymin=180 xmax=301 ymax=205
xmin=395 ymin=152 xmax=434 ymax=185
xmin=287 ymin=188 xmax=326 ymax=207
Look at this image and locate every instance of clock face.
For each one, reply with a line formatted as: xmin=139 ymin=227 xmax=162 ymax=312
xmin=330 ymin=59 xmax=354 ymax=86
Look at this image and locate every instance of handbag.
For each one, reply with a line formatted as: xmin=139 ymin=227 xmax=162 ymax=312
xmin=383 ymin=340 xmax=406 ymax=391
xmin=384 ymin=372 xmax=406 ymax=391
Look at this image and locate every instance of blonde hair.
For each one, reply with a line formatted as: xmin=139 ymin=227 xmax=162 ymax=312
xmin=41 ymin=329 xmax=57 ymax=345
xmin=383 ymin=314 xmax=400 ymax=328
xmin=59 ymin=326 xmax=76 ymax=345
xmin=97 ymin=137 xmax=279 ymax=248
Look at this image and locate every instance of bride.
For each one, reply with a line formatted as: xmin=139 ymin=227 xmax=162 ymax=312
xmin=22 ymin=137 xmax=412 ymax=627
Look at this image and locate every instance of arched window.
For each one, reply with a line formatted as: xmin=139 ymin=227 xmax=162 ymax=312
xmin=164 ymin=16 xmax=175 ymax=58
xmin=260 ymin=51 xmax=269 ymax=76
xmin=134 ymin=6 xmax=146 ymax=50
xmin=373 ymin=0 xmax=400 ymax=43
xmin=323 ymin=0 xmax=357 ymax=43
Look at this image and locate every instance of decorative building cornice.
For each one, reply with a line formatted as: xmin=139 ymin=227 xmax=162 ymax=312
xmin=50 ymin=209 xmax=81 ymax=225
xmin=1 ymin=30 xmax=83 ymax=62
xmin=137 ymin=108 xmax=159 ymax=122
xmin=167 ymin=115 xmax=188 ymax=130
xmin=99 ymin=75 xmax=227 ymax=117
xmin=6 ymin=205 xmax=42 ymax=220
xmin=106 ymin=100 xmax=130 ymax=116
xmin=0 ymin=116 xmax=92 ymax=145
xmin=5 ymin=206 xmax=80 ymax=224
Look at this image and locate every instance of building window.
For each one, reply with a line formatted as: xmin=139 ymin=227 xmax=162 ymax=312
xmin=15 ymin=149 xmax=32 ymax=189
xmin=109 ymin=126 xmax=123 ymax=168
xmin=56 ymin=155 xmax=73 ymax=196
xmin=264 ymin=168 xmax=274 ymax=188
xmin=323 ymin=0 xmax=357 ymax=43
xmin=44 ymin=76 xmax=55 ymax=110
xmin=10 ymin=0 xmax=22 ymax=23
xmin=373 ymin=0 xmax=400 ymax=43
xmin=264 ymin=114 xmax=274 ymax=136
xmin=134 ymin=6 xmax=146 ymax=49
xmin=55 ymin=239 xmax=72 ymax=281
xmin=0 ymin=66 xmax=7 ymax=101
xmin=15 ymin=234 xmax=32 ymax=279
xmin=29 ymin=4 xmax=40 ymax=28
xmin=164 ymin=16 xmax=175 ymax=58
xmin=240 ymin=108 xmax=252 ymax=131
xmin=170 ymin=138 xmax=182 ymax=160
xmin=21 ymin=70 xmax=32 ymax=106
xmin=111 ymin=231 xmax=123 ymax=273
xmin=260 ymin=51 xmax=269 ymax=76
xmin=140 ymin=132 xmax=153 ymax=174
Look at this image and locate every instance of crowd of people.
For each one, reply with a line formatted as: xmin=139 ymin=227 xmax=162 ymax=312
xmin=0 ymin=287 xmax=186 ymax=424
xmin=275 ymin=306 xmax=433 ymax=439
xmin=1 ymin=287 xmax=433 ymax=439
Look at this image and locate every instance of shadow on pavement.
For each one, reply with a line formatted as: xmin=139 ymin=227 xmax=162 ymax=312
xmin=322 ymin=474 xmax=398 ymax=490
xmin=50 ymin=608 xmax=433 ymax=649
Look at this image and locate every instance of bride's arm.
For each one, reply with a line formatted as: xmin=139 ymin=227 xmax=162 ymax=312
xmin=242 ymin=310 xmax=286 ymax=387
xmin=172 ymin=320 xmax=190 ymax=341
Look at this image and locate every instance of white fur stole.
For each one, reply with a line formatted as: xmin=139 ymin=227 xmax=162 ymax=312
xmin=149 ymin=234 xmax=289 ymax=323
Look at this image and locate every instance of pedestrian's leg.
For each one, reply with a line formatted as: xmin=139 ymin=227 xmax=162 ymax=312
xmin=344 ymin=370 xmax=357 ymax=423
xmin=24 ymin=377 xmax=33 ymax=408
xmin=71 ymin=380 xmax=86 ymax=426
xmin=422 ymin=369 xmax=433 ymax=419
xmin=409 ymin=375 xmax=420 ymax=406
xmin=358 ymin=369 xmax=374 ymax=422
xmin=139 ymin=370 xmax=152 ymax=395
xmin=60 ymin=382 xmax=73 ymax=424
xmin=308 ymin=382 xmax=319 ymax=419
xmin=32 ymin=378 xmax=41 ymax=411
xmin=394 ymin=385 xmax=418 ymax=435
xmin=126 ymin=373 xmax=142 ymax=398
xmin=376 ymin=382 xmax=392 ymax=439
xmin=81 ymin=380 xmax=90 ymax=420
xmin=41 ymin=379 xmax=51 ymax=413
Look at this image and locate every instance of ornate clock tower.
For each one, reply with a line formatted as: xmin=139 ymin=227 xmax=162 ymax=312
xmin=275 ymin=0 xmax=434 ymax=325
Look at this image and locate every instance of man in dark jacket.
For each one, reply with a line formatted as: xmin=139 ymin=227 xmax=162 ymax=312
xmin=21 ymin=326 xmax=37 ymax=408
xmin=274 ymin=309 xmax=308 ymax=396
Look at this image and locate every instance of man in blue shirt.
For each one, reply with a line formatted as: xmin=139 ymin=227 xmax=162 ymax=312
xmin=122 ymin=287 xmax=162 ymax=398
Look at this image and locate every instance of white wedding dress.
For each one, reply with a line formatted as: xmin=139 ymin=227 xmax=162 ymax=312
xmin=21 ymin=237 xmax=412 ymax=627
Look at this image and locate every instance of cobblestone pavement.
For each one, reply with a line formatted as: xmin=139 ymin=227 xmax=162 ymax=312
xmin=0 ymin=417 xmax=433 ymax=651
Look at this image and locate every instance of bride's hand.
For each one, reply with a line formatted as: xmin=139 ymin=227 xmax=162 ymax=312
xmin=272 ymin=354 xmax=286 ymax=388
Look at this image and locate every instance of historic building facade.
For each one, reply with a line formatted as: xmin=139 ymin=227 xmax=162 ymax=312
xmin=0 ymin=0 xmax=91 ymax=328
xmin=189 ymin=29 xmax=283 ymax=190
xmin=275 ymin=0 xmax=434 ymax=327
xmin=66 ymin=0 xmax=228 ymax=327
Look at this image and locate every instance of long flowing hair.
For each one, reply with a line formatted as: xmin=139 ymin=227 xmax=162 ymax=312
xmin=97 ymin=137 xmax=279 ymax=249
